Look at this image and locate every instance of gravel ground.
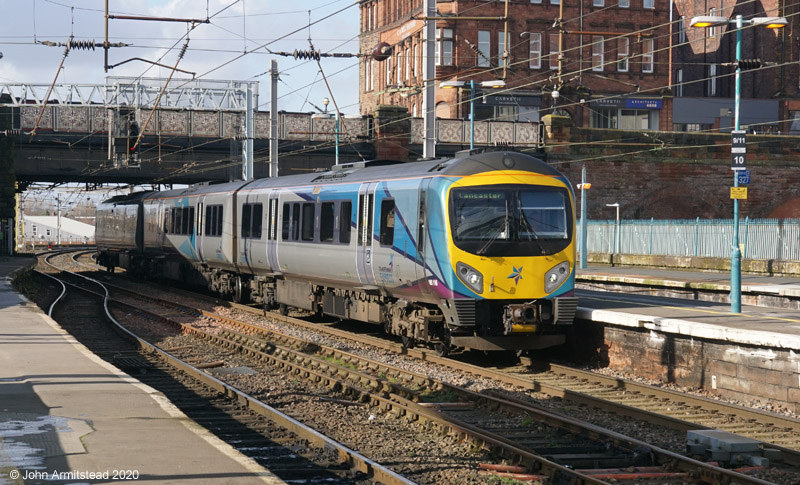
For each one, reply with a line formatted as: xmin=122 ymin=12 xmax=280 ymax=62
xmin=27 ymin=259 xmax=800 ymax=484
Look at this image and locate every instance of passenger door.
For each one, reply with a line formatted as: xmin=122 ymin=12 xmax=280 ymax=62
xmin=356 ymin=182 xmax=378 ymax=287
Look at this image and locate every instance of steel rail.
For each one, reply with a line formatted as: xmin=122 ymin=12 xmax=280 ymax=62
xmin=39 ymin=255 xmax=415 ymax=485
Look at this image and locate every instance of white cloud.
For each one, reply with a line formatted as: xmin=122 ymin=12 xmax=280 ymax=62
xmin=0 ymin=0 xmax=360 ymax=113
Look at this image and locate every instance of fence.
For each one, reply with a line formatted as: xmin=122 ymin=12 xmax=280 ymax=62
xmin=580 ymin=218 xmax=800 ymax=261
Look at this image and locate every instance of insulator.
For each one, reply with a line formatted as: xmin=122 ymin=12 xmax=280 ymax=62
xmin=737 ymin=59 xmax=762 ymax=70
xmin=293 ymin=49 xmax=321 ymax=61
xmin=68 ymin=40 xmax=96 ymax=51
xmin=371 ymin=42 xmax=392 ymax=62
xmin=178 ymin=42 xmax=188 ymax=59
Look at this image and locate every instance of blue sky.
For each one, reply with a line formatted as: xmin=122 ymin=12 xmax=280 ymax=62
xmin=0 ymin=0 xmax=361 ymax=113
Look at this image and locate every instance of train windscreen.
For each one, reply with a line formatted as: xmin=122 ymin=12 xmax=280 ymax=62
xmin=449 ymin=185 xmax=572 ymax=257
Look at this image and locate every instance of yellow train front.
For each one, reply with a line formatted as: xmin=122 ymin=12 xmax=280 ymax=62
xmin=425 ymin=151 xmax=578 ymax=353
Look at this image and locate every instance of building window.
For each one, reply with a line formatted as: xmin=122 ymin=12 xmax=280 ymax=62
xmin=642 ymin=38 xmax=654 ymax=73
xmin=593 ymin=0 xmax=603 ymax=6
xmin=592 ymin=36 xmax=604 ymax=71
xmin=707 ymin=64 xmax=717 ymax=96
xmin=709 ymin=8 xmax=719 ymax=37
xmin=551 ymin=0 xmax=559 ymax=4
xmin=436 ymin=28 xmax=453 ymax=66
xmin=385 ymin=56 xmax=392 ymax=87
xmin=530 ymin=0 xmax=542 ymax=3
xmin=497 ymin=31 xmax=510 ymax=68
xmin=478 ymin=30 xmax=491 ymax=67
xmin=678 ymin=16 xmax=686 ymax=44
xmin=675 ymin=68 xmax=684 ymax=96
xmin=396 ymin=51 xmax=403 ymax=84
xmin=549 ymin=33 xmax=559 ymax=70
xmin=529 ymin=33 xmax=542 ymax=69
xmin=617 ymin=37 xmax=628 ymax=72
xmin=619 ymin=0 xmax=629 ymax=7
xmin=643 ymin=0 xmax=654 ymax=8
xmin=591 ymin=109 xmax=617 ymax=129
xmin=405 ymin=47 xmax=410 ymax=81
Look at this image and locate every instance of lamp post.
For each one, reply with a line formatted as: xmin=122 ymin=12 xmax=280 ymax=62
xmin=690 ymin=14 xmax=786 ymax=313
xmin=440 ymin=79 xmax=506 ymax=149
xmin=606 ymin=203 xmax=619 ymax=256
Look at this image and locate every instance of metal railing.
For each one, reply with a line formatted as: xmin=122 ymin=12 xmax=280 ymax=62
xmin=579 ymin=218 xmax=800 ymax=261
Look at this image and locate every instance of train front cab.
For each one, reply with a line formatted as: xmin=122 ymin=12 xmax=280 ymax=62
xmin=441 ymin=168 xmax=578 ymax=352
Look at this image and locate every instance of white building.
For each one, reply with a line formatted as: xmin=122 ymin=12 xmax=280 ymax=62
xmin=20 ymin=215 xmax=95 ymax=247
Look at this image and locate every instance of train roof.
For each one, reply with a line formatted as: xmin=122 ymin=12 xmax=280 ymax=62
xmin=243 ymin=150 xmax=562 ymax=190
xmin=99 ymin=151 xmax=564 ymax=205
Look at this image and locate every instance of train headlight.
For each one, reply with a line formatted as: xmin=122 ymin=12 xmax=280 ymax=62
xmin=544 ymin=261 xmax=570 ymax=293
xmin=456 ymin=262 xmax=483 ymax=294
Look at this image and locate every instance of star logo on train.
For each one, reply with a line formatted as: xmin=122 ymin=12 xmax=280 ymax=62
xmin=507 ymin=266 xmax=523 ymax=285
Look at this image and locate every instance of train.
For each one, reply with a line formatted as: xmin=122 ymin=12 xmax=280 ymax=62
xmin=95 ymin=150 xmax=578 ymax=355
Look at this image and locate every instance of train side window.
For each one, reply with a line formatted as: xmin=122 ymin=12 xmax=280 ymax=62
xmin=291 ymin=203 xmax=300 ymax=241
xmin=320 ymin=202 xmax=335 ymax=243
xmin=301 ymin=203 xmax=315 ymax=241
xmin=187 ymin=207 xmax=194 ymax=235
xmin=173 ymin=208 xmax=182 ymax=234
xmin=281 ymin=203 xmax=290 ymax=240
xmin=241 ymin=204 xmax=252 ymax=238
xmin=339 ymin=201 xmax=352 ymax=244
xmin=205 ymin=205 xmax=223 ymax=237
xmin=379 ymin=199 xmax=395 ymax=247
xmin=251 ymin=203 xmax=263 ymax=239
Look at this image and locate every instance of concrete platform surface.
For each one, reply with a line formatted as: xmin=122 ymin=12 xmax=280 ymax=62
xmin=0 ymin=257 xmax=284 ymax=485
xmin=577 ymin=264 xmax=800 ymax=298
xmin=576 ymin=264 xmax=800 ymax=351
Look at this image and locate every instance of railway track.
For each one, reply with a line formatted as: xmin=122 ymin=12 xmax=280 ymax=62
xmin=34 ymin=250 xmax=411 ymax=485
xmin=46 ymin=250 xmax=800 ymax=484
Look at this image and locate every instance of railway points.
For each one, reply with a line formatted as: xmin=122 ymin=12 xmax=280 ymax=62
xmin=0 ymin=256 xmax=285 ymax=485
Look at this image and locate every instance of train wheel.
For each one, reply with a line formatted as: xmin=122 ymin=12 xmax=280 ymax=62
xmin=434 ymin=342 xmax=450 ymax=357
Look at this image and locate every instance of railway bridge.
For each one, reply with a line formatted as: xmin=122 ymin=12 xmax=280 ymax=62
xmin=0 ymin=77 xmax=543 ymax=254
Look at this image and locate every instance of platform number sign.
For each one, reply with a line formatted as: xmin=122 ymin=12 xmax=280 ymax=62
xmin=731 ymin=130 xmax=746 ymax=171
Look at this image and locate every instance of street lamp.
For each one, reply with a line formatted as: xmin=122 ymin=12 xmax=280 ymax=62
xmin=605 ymin=203 xmax=620 ymax=256
xmin=691 ymin=13 xmax=786 ymax=313
xmin=322 ymin=97 xmax=329 ymax=114
xmin=440 ymin=79 xmax=506 ymax=149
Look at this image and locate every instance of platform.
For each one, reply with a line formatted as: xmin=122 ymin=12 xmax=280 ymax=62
xmin=576 ymin=264 xmax=800 ymax=350
xmin=574 ymin=264 xmax=800 ymax=412
xmin=0 ymin=256 xmax=284 ymax=484
xmin=577 ymin=264 xmax=800 ymax=300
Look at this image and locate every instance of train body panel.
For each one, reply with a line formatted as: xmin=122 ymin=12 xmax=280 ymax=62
xmin=95 ymin=151 xmax=578 ymax=353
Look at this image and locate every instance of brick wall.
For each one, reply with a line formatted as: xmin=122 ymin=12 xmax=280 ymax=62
xmin=568 ymin=320 xmax=800 ymax=413
xmin=552 ymin=128 xmax=800 ymax=219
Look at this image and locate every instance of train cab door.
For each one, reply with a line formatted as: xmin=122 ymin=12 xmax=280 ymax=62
xmin=266 ymin=191 xmax=279 ymax=273
xmin=415 ymin=177 xmax=433 ymax=298
xmin=356 ymin=182 xmax=378 ymax=288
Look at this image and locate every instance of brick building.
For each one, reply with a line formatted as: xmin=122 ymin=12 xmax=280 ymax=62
xmin=359 ymin=0 xmax=673 ymax=129
xmin=672 ymin=0 xmax=799 ymax=133
xmin=358 ymin=0 xmax=799 ymax=133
